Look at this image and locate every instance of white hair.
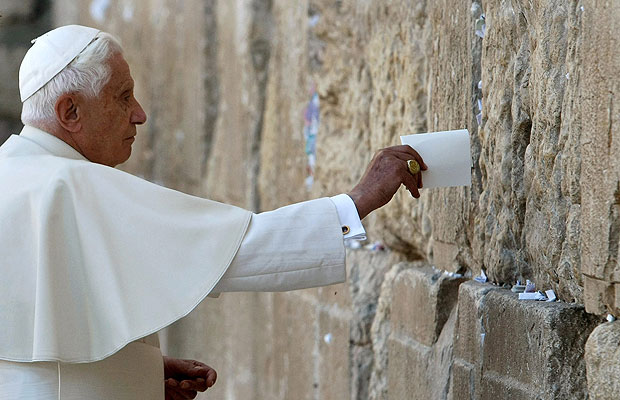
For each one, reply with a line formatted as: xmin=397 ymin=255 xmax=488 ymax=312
xmin=21 ymin=32 xmax=123 ymax=125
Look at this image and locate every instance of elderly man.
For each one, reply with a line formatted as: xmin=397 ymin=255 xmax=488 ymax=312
xmin=0 ymin=25 xmax=426 ymax=399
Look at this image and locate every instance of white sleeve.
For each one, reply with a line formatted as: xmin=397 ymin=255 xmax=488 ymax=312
xmin=211 ymin=198 xmax=346 ymax=293
xmin=329 ymin=194 xmax=367 ymax=240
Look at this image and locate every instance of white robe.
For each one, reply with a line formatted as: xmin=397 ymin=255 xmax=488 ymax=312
xmin=0 ymin=126 xmax=347 ymax=399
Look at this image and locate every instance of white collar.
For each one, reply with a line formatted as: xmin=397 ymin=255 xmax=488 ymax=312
xmin=19 ymin=125 xmax=88 ymax=161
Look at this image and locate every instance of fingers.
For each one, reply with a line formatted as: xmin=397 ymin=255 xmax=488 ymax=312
xmin=165 ymin=380 xmax=184 ymax=400
xmin=392 ymin=147 xmax=424 ymax=190
xmin=400 ymin=161 xmax=421 ymax=198
xmin=206 ymin=368 xmax=217 ymax=386
xmin=186 ymin=361 xmax=217 ymax=381
xmin=166 ymin=379 xmax=199 ymax=399
xmin=185 ymin=365 xmax=216 ymax=387
xmin=387 ymin=145 xmax=428 ymax=170
xmin=179 ymin=378 xmax=208 ymax=392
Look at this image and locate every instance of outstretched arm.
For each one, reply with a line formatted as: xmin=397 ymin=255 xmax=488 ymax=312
xmin=211 ymin=144 xmax=426 ymax=294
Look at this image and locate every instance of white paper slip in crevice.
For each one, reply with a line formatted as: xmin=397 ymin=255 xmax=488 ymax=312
xmin=400 ymin=129 xmax=472 ymax=189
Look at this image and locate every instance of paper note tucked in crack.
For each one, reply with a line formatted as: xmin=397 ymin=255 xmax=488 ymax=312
xmin=400 ymin=129 xmax=471 ymax=189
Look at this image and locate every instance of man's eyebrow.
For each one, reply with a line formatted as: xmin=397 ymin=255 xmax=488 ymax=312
xmin=117 ymin=87 xmax=133 ymax=98
xmin=119 ymin=80 xmax=135 ymax=93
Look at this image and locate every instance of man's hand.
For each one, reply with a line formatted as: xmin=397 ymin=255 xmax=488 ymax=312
xmin=348 ymin=145 xmax=427 ymax=220
xmin=163 ymin=356 xmax=217 ymax=400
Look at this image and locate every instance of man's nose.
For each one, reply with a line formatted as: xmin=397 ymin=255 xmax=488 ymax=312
xmin=131 ymin=101 xmax=147 ymax=125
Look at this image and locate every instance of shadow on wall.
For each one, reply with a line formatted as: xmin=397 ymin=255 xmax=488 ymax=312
xmin=0 ymin=0 xmax=52 ymax=144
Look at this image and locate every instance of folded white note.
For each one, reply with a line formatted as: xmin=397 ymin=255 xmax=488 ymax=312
xmin=400 ymin=129 xmax=472 ymax=189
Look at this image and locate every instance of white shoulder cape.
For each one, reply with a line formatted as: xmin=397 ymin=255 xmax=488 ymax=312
xmin=0 ymin=126 xmax=251 ymax=363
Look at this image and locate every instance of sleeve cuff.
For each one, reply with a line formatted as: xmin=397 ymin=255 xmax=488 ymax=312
xmin=329 ymin=194 xmax=367 ymax=241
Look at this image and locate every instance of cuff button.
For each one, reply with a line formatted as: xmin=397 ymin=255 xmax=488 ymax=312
xmin=342 ymin=225 xmax=350 ymax=235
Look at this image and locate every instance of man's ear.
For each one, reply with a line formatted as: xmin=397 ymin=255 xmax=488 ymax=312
xmin=55 ymin=94 xmax=82 ymax=132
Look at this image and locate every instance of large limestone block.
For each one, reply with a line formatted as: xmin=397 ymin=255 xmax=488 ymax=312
xmin=579 ymin=0 xmax=620 ymax=314
xmin=387 ymin=302 xmax=457 ymax=400
xmin=585 ymin=321 xmax=620 ymax=400
xmin=370 ymin=262 xmax=422 ymax=400
xmin=449 ymin=281 xmax=498 ymax=400
xmin=387 ymin=337 xmax=433 ymax=400
xmin=391 ymin=266 xmax=465 ymax=346
xmin=450 ymin=359 xmax=476 ymax=400
xmin=583 ymin=276 xmax=613 ymax=316
xmin=347 ymin=249 xmax=405 ymax=346
xmin=451 ymin=281 xmax=599 ymax=400
xmin=481 ymin=290 xmax=597 ymax=399
xmin=452 ymin=282 xmax=497 ymax=368
xmin=387 ymin=265 xmax=463 ymax=400
xmin=345 ymin=249 xmax=406 ymax=399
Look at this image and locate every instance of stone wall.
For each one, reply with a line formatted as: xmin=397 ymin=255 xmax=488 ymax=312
xmin=0 ymin=0 xmax=52 ymax=143
xmin=9 ymin=0 xmax=620 ymax=398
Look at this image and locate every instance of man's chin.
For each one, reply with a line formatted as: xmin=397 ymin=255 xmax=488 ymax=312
xmin=110 ymin=147 xmax=132 ymax=167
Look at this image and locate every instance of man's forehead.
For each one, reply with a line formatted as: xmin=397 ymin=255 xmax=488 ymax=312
xmin=107 ymin=54 xmax=134 ymax=90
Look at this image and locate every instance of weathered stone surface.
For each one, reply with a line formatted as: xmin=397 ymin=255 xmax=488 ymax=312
xmin=388 ymin=301 xmax=457 ymax=400
xmin=579 ymin=0 xmax=620 ymax=315
xmin=483 ymin=290 xmax=597 ymax=399
xmin=369 ymin=262 xmax=419 ymax=400
xmin=449 ymin=360 xmax=475 ymax=400
xmin=387 ymin=336 xmax=432 ymax=400
xmin=346 ymin=248 xmax=405 ymax=399
xmin=348 ymin=249 xmax=403 ymax=344
xmin=391 ymin=266 xmax=465 ymax=346
xmin=585 ymin=321 xmax=620 ymax=400
xmin=452 ymin=281 xmax=599 ymax=400
xmin=449 ymin=281 xmax=498 ymax=400
xmin=478 ymin=374 xmax=540 ymax=400
xmin=452 ymin=282 xmax=496 ymax=368
xmin=584 ymin=276 xmax=613 ymax=316
xmin=307 ymin=0 xmax=618 ymax=313
xmin=368 ymin=263 xmax=463 ymax=400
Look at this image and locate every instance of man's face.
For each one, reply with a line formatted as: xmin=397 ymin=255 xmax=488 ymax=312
xmin=74 ymin=52 xmax=147 ymax=167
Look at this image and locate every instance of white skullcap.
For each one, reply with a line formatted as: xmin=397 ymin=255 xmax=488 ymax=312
xmin=19 ymin=25 xmax=100 ymax=102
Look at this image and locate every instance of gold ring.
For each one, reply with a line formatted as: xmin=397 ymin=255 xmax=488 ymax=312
xmin=407 ymin=159 xmax=420 ymax=175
